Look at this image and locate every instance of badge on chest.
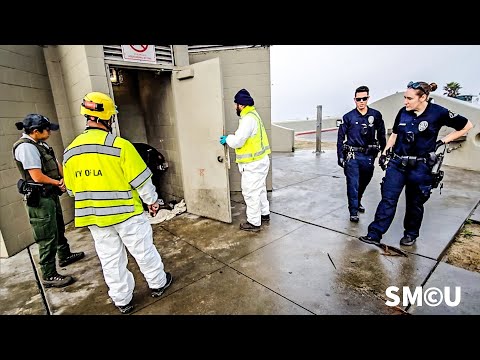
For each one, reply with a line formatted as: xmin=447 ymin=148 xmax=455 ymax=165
xmin=418 ymin=121 xmax=428 ymax=132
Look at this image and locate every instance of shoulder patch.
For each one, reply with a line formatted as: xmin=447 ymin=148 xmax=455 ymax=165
xmin=448 ymin=110 xmax=457 ymax=118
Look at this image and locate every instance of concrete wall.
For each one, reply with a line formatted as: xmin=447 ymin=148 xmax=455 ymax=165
xmin=43 ymin=45 xmax=110 ymax=230
xmin=0 ymin=45 xmax=59 ymax=257
xmin=371 ymin=92 xmax=480 ymax=171
xmin=111 ymin=69 xmax=148 ymax=143
xmin=271 ymin=124 xmax=294 ymax=152
xmin=274 ymin=116 xmax=341 ymax=133
xmin=189 ymin=47 xmax=272 ymax=191
xmin=44 ymin=46 xmax=109 ymax=143
xmin=138 ymin=71 xmax=184 ymax=203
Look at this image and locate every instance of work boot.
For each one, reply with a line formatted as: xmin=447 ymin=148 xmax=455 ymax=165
xmin=400 ymin=235 xmax=417 ymax=246
xmin=358 ymin=204 xmax=365 ymax=213
xmin=359 ymin=235 xmax=380 ymax=245
xmin=350 ymin=215 xmax=359 ymax=222
xmin=261 ymin=214 xmax=270 ymax=223
xmin=43 ymin=273 xmax=74 ymax=288
xmin=59 ymin=252 xmax=85 ymax=267
xmin=117 ymin=301 xmax=134 ymax=314
xmin=151 ymin=272 xmax=173 ymax=298
xmin=240 ymin=221 xmax=261 ymax=232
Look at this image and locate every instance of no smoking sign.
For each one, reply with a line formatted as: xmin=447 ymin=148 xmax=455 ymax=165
xmin=121 ymin=45 xmax=156 ymax=64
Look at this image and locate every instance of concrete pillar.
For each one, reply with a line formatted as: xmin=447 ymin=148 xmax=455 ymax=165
xmin=172 ymin=46 xmax=190 ymax=67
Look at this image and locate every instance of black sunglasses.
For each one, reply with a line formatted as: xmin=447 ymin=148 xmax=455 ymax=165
xmin=355 ymin=96 xmax=369 ymax=102
xmin=407 ymin=81 xmax=426 ymax=94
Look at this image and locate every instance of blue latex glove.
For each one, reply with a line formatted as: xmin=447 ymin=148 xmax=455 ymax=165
xmin=219 ymin=135 xmax=227 ymax=145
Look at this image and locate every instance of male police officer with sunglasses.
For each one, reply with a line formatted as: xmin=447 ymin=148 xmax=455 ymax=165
xmin=337 ymin=86 xmax=386 ymax=222
xmin=13 ymin=114 xmax=85 ymax=288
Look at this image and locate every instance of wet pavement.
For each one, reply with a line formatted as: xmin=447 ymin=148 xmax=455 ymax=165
xmin=1 ymin=149 xmax=479 ymax=315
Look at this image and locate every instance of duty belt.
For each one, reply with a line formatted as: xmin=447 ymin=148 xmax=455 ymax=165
xmin=343 ymin=145 xmax=366 ymax=153
xmin=392 ymin=153 xmax=427 ymax=167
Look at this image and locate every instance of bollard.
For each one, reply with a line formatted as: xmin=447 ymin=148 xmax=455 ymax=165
xmin=315 ymin=105 xmax=323 ymax=154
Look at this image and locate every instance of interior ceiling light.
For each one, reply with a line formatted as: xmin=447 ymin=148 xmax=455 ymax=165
xmin=110 ymin=67 xmax=123 ymax=86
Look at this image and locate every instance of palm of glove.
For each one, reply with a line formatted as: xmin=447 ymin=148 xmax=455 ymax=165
xmin=220 ymin=135 xmax=227 ymax=145
xmin=338 ymin=158 xmax=344 ymax=168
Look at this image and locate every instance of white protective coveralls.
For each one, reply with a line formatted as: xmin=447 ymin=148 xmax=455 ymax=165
xmin=87 ymin=179 xmax=168 ymax=307
xmin=63 ymin=91 xmax=170 ymax=308
xmin=226 ymin=115 xmax=270 ymax=226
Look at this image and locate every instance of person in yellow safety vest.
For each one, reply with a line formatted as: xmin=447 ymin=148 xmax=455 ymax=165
xmin=220 ymin=89 xmax=271 ymax=232
xmin=62 ymin=92 xmax=173 ymax=314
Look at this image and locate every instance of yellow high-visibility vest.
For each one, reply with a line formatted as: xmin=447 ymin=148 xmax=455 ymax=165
xmin=63 ymin=129 xmax=152 ymax=227
xmin=235 ymin=106 xmax=271 ymax=163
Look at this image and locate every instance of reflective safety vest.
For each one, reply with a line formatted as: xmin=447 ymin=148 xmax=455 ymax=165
xmin=235 ymin=107 xmax=271 ymax=164
xmin=63 ymin=129 xmax=152 ymax=227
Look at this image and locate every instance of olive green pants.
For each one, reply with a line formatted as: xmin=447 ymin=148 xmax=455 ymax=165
xmin=28 ymin=195 xmax=71 ymax=279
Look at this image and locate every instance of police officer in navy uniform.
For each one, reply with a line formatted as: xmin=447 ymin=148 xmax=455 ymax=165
xmin=359 ymin=82 xmax=473 ymax=246
xmin=337 ymin=86 xmax=386 ymax=222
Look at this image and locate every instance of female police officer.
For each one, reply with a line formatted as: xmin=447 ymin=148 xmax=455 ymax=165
xmin=359 ymin=81 xmax=473 ymax=246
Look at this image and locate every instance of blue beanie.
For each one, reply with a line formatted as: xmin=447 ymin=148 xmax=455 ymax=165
xmin=234 ymin=89 xmax=254 ymax=106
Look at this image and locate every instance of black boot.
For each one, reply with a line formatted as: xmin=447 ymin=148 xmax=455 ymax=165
xmin=400 ymin=235 xmax=416 ymax=246
xmin=59 ymin=252 xmax=85 ymax=267
xmin=240 ymin=221 xmax=261 ymax=232
xmin=359 ymin=235 xmax=380 ymax=245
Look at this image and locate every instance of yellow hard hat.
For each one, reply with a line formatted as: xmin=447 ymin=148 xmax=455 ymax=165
xmin=81 ymin=92 xmax=118 ymax=120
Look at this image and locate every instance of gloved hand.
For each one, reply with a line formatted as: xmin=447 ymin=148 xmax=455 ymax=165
xmin=337 ymin=158 xmax=344 ymax=168
xmin=148 ymin=199 xmax=162 ymax=217
xmin=435 ymin=139 xmax=444 ymax=151
xmin=219 ymin=135 xmax=227 ymax=145
xmin=379 ymin=154 xmax=387 ymax=170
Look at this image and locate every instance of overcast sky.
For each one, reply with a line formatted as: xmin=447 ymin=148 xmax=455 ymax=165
xmin=270 ymin=45 xmax=480 ymax=121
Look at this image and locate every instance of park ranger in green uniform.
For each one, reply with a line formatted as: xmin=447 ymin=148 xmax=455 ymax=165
xmin=13 ymin=114 xmax=85 ymax=288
